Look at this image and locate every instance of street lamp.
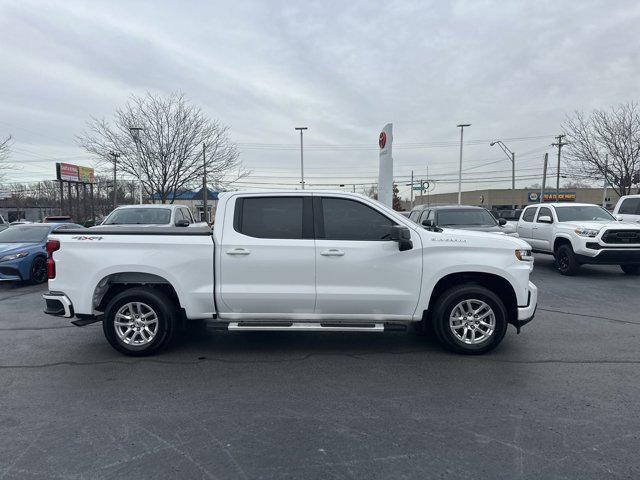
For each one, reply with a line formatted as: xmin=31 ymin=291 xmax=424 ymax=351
xmin=456 ymin=123 xmax=471 ymax=205
xmin=128 ymin=126 xmax=144 ymax=204
xmin=490 ymin=140 xmax=516 ymax=209
xmin=295 ymin=127 xmax=308 ymax=189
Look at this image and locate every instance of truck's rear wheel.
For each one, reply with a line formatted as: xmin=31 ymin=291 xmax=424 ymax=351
xmin=432 ymin=285 xmax=508 ymax=355
xmin=103 ymin=287 xmax=176 ymax=356
xmin=555 ymin=244 xmax=579 ymax=276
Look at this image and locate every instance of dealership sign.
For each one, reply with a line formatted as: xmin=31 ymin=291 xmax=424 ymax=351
xmin=528 ymin=191 xmax=576 ymax=202
xmin=56 ymin=163 xmax=94 ymax=183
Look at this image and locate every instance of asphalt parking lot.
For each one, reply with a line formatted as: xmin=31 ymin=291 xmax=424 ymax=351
xmin=1 ymin=255 xmax=639 ymax=479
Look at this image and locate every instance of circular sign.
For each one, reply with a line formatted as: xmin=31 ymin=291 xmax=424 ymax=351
xmin=379 ymin=131 xmax=386 ymax=149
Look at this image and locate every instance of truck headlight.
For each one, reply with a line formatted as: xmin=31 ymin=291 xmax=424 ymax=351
xmin=574 ymin=228 xmax=600 ymax=237
xmin=0 ymin=252 xmax=28 ymax=262
xmin=515 ymin=249 xmax=533 ymax=261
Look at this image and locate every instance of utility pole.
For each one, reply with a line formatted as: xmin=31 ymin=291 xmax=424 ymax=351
xmin=110 ymin=152 xmax=120 ymax=210
xmin=457 ymin=124 xmax=471 ymax=205
xmin=129 ymin=126 xmax=144 ymax=204
xmin=602 ymin=154 xmax=609 ymax=207
xmin=295 ymin=127 xmax=308 ymax=189
xmin=552 ymin=134 xmax=568 ymax=201
xmin=540 ymin=153 xmax=548 ymax=203
xmin=202 ymin=143 xmax=208 ymax=222
xmin=410 ymin=170 xmax=414 ymax=209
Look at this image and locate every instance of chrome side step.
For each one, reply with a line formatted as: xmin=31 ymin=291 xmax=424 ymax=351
xmin=228 ymin=322 xmax=385 ymax=332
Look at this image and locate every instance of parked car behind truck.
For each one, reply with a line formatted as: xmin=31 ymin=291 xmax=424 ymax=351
xmin=0 ymin=223 xmax=84 ymax=283
xmin=43 ymin=191 xmax=538 ymax=356
xmin=516 ymin=203 xmax=640 ymax=275
xmin=92 ymin=204 xmax=206 ymax=229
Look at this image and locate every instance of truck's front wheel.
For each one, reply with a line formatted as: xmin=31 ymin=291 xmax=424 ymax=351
xmin=555 ymin=244 xmax=579 ymax=276
xmin=432 ymin=285 xmax=508 ymax=355
xmin=103 ymin=287 xmax=176 ymax=356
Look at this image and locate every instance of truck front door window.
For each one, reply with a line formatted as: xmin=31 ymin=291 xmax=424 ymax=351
xmin=319 ymin=197 xmax=394 ymax=240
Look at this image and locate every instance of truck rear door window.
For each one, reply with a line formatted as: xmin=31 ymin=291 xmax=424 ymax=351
xmin=237 ymin=197 xmax=304 ymax=239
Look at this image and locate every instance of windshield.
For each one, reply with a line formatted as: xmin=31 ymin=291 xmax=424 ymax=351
xmin=555 ymin=205 xmax=615 ymax=222
xmin=0 ymin=225 xmax=50 ymax=243
xmin=103 ymin=208 xmax=172 ymax=225
xmin=437 ymin=209 xmax=497 ymax=226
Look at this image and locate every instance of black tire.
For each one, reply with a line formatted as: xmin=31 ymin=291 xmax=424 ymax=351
xmin=29 ymin=256 xmax=47 ymax=285
xmin=620 ymin=264 xmax=640 ymax=275
xmin=102 ymin=287 xmax=176 ymax=356
xmin=555 ymin=244 xmax=579 ymax=276
xmin=431 ymin=284 xmax=508 ymax=355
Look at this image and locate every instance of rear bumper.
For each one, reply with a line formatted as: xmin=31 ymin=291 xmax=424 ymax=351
xmin=42 ymin=292 xmax=74 ymax=318
xmin=513 ymin=281 xmax=537 ymax=330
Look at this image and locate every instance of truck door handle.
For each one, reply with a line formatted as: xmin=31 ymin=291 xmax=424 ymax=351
xmin=320 ymin=249 xmax=345 ymax=257
xmin=226 ymin=248 xmax=251 ymax=255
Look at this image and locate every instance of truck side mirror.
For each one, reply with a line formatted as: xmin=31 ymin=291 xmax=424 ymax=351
xmin=422 ymin=219 xmax=433 ymax=228
xmin=615 ymin=214 xmax=623 ymax=221
xmin=175 ymin=219 xmax=190 ymax=227
xmin=538 ymin=215 xmax=552 ymax=224
xmin=390 ymin=225 xmax=413 ymax=251
xmin=498 ymin=218 xmax=507 ymax=226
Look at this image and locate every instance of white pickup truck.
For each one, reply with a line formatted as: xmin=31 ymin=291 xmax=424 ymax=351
xmin=43 ymin=191 xmax=537 ymax=356
xmin=516 ymin=203 xmax=640 ymax=275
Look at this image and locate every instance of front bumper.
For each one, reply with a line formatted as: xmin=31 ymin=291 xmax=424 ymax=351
xmin=576 ymin=248 xmax=640 ymax=265
xmin=513 ymin=281 xmax=537 ymax=331
xmin=43 ymin=292 xmax=74 ymax=318
xmin=0 ymin=264 xmax=23 ymax=281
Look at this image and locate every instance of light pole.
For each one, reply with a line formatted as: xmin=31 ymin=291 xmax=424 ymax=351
xmin=456 ymin=124 xmax=471 ymax=205
xmin=490 ymin=140 xmax=516 ymax=209
xmin=128 ymin=126 xmax=144 ymax=204
xmin=295 ymin=127 xmax=308 ymax=189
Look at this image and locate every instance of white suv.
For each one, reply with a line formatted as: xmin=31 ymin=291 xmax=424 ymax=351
xmin=517 ymin=203 xmax=640 ymax=275
xmin=613 ymin=194 xmax=640 ymax=224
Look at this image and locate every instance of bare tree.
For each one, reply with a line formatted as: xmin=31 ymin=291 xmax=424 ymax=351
xmin=0 ymin=135 xmax=12 ymax=183
xmin=563 ymin=103 xmax=640 ymax=196
xmin=77 ymin=92 xmax=247 ymax=203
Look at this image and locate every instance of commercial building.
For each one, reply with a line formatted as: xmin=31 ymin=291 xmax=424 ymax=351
xmin=414 ymin=187 xmax=620 ymax=210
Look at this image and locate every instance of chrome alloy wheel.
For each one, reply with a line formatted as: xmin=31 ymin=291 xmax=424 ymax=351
xmin=449 ymin=299 xmax=496 ymax=345
xmin=114 ymin=302 xmax=159 ymax=346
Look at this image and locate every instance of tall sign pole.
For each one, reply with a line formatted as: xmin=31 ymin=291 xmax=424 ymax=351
xmin=295 ymin=127 xmax=308 ymax=189
xmin=457 ymin=123 xmax=471 ymax=205
xmin=378 ymin=123 xmax=393 ymax=207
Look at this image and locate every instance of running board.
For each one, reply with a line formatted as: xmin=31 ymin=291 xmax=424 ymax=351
xmin=228 ymin=322 xmax=385 ymax=332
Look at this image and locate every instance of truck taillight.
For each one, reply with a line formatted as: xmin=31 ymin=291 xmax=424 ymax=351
xmin=45 ymin=240 xmax=60 ymax=279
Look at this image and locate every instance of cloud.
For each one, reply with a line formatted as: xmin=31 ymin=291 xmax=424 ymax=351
xmin=1 ymin=0 xmax=639 ymax=194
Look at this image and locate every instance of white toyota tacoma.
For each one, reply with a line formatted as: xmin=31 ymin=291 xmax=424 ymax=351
xmin=43 ymin=191 xmax=537 ymax=356
xmin=516 ymin=203 xmax=640 ymax=275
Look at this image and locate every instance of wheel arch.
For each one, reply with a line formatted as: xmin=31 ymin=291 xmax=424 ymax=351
xmin=553 ymin=235 xmax=573 ymax=253
xmin=425 ymin=271 xmax=518 ymax=325
xmin=92 ymin=272 xmax=182 ymax=314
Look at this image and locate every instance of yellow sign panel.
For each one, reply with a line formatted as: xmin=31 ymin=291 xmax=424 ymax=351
xmin=78 ymin=166 xmax=95 ymax=184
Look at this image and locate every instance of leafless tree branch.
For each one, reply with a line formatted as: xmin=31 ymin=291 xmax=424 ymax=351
xmin=76 ymin=92 xmax=249 ymax=203
xmin=563 ymin=102 xmax=640 ymax=196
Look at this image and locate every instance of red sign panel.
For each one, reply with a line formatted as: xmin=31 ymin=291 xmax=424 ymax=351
xmin=379 ymin=131 xmax=386 ymax=149
xmin=58 ymin=163 xmax=79 ymax=182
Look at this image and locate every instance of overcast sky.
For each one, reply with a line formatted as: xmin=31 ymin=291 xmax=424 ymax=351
xmin=1 ymin=0 xmax=639 ymax=196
